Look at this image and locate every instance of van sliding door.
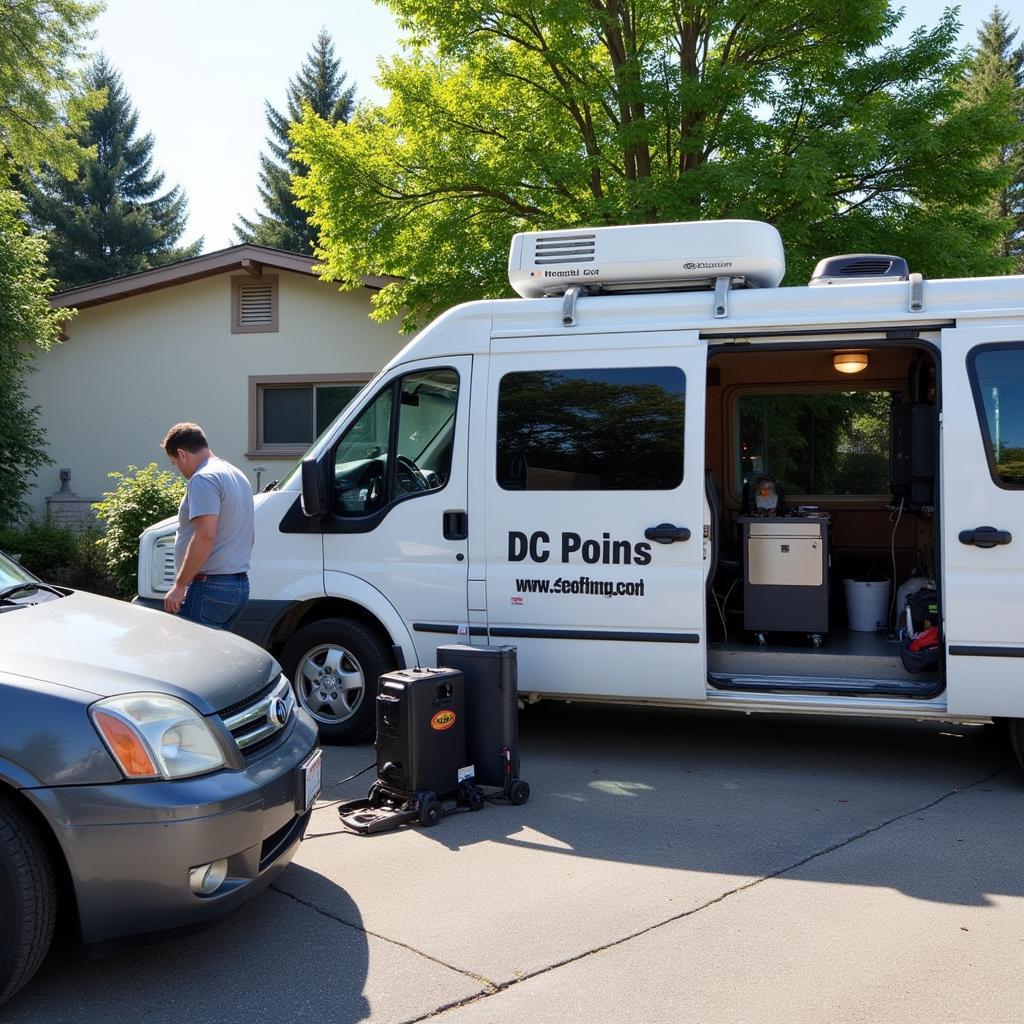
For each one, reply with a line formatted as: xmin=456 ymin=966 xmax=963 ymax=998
xmin=482 ymin=330 xmax=708 ymax=701
xmin=941 ymin=327 xmax=1024 ymax=716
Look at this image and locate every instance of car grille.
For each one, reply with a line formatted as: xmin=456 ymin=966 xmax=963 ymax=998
xmin=151 ymin=535 xmax=176 ymax=593
xmin=220 ymin=675 xmax=295 ymax=756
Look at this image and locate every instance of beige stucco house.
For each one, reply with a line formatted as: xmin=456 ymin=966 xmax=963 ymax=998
xmin=31 ymin=244 xmax=404 ymax=522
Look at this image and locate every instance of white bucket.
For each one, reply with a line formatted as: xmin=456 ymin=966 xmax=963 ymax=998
xmin=843 ymin=579 xmax=890 ymax=632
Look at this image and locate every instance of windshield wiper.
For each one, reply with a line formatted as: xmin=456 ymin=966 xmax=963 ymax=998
xmin=0 ymin=582 xmax=65 ymax=603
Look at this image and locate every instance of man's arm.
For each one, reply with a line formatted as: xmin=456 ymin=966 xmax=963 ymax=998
xmin=164 ymin=514 xmax=218 ymax=613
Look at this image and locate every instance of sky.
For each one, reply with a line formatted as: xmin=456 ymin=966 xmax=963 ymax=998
xmin=90 ymin=0 xmax=1024 ymax=254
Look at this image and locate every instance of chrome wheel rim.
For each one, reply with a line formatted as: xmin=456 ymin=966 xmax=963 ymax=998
xmin=295 ymin=643 xmax=365 ymax=725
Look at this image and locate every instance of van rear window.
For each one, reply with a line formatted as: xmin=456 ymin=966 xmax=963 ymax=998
xmin=969 ymin=345 xmax=1024 ymax=488
xmin=496 ymin=367 xmax=685 ymax=491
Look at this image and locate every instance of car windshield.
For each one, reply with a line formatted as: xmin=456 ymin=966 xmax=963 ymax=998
xmin=0 ymin=551 xmax=39 ymax=588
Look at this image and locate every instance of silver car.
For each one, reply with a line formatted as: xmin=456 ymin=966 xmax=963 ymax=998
xmin=0 ymin=551 xmax=321 ymax=1005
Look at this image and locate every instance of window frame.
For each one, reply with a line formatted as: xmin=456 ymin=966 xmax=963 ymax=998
xmin=231 ymin=274 xmax=279 ymax=334
xmin=967 ymin=340 xmax=1024 ymax=491
xmin=247 ymin=373 xmax=372 ymax=459
xmin=725 ymin=381 xmax=902 ymax=505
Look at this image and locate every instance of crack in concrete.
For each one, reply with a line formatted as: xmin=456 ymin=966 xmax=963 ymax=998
xmin=397 ymin=763 xmax=1013 ymax=1022
xmin=267 ymin=883 xmax=498 ymax=993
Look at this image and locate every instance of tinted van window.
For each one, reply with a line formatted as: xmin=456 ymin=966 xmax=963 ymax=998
xmin=496 ymin=367 xmax=685 ymax=491
xmin=970 ymin=345 xmax=1024 ymax=488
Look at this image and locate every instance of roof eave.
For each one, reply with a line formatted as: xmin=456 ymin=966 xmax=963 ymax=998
xmin=48 ymin=244 xmax=399 ymax=309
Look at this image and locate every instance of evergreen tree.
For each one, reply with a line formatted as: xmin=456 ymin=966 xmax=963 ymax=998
xmin=235 ymin=29 xmax=356 ymax=254
xmin=27 ymin=55 xmax=201 ymax=290
xmin=964 ymin=7 xmax=1024 ymax=270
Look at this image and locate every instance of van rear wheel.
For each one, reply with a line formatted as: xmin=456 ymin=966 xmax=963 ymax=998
xmin=281 ymin=618 xmax=392 ymax=744
xmin=1004 ymin=719 xmax=1024 ymax=773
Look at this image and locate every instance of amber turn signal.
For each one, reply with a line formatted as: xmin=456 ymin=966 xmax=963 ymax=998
xmin=92 ymin=710 xmax=159 ymax=777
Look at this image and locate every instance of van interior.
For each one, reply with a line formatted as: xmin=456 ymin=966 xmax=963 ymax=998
xmin=704 ymin=341 xmax=942 ymax=699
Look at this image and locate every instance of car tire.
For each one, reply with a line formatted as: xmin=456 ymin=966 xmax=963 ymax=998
xmin=281 ymin=618 xmax=393 ymax=745
xmin=0 ymin=797 xmax=57 ymax=1006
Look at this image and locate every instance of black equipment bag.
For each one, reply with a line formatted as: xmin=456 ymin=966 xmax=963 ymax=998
xmin=437 ymin=643 xmax=520 ymax=789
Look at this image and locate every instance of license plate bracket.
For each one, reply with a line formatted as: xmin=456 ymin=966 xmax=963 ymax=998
xmin=297 ymin=748 xmax=322 ymax=812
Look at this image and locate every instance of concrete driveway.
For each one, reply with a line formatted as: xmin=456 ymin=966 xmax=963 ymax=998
xmin=3 ymin=703 xmax=1021 ymax=1024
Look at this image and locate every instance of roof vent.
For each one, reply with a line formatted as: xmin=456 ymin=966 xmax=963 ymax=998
xmin=809 ymin=254 xmax=909 ymax=286
xmin=509 ymin=220 xmax=785 ymax=298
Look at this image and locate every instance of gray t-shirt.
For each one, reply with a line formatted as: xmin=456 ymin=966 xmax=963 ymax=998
xmin=174 ymin=456 xmax=255 ymax=576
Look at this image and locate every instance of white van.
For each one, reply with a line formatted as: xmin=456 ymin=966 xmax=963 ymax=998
xmin=137 ymin=220 xmax=1024 ymax=764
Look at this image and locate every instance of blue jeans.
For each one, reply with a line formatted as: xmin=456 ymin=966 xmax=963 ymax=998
xmin=179 ymin=574 xmax=249 ymax=631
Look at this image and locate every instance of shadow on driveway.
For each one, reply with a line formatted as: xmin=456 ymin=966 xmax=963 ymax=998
xmin=2 ymin=865 xmax=370 ymax=1024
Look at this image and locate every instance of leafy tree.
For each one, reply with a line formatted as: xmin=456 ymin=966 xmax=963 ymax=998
xmin=0 ymin=0 xmax=104 ymax=177
xmin=26 ymin=55 xmax=200 ymax=291
xmin=963 ymin=7 xmax=1024 ymax=269
xmin=93 ymin=463 xmax=185 ymax=598
xmin=235 ymin=29 xmax=356 ymax=254
xmin=0 ymin=189 xmax=67 ymax=526
xmin=0 ymin=1 xmax=100 ymax=527
xmin=292 ymin=1 xmax=1018 ymax=331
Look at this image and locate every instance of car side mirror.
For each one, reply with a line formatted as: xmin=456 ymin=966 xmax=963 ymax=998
xmin=300 ymin=457 xmax=326 ymax=517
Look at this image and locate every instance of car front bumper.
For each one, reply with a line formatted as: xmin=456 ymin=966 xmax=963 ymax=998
xmin=27 ymin=708 xmax=320 ymax=948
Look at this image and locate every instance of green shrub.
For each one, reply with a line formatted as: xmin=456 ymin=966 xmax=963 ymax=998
xmin=0 ymin=521 xmax=119 ymax=596
xmin=93 ymin=463 xmax=184 ymax=598
xmin=0 ymin=519 xmax=78 ymax=579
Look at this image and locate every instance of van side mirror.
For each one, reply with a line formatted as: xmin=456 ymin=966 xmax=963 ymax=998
xmin=300 ymin=457 xmax=326 ymax=517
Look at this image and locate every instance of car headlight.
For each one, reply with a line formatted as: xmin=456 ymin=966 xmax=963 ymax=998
xmin=90 ymin=693 xmax=227 ymax=780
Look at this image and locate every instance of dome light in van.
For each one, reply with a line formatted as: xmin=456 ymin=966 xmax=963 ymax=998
xmin=833 ymin=352 xmax=869 ymax=374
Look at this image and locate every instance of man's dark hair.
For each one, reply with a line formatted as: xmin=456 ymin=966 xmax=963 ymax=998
xmin=162 ymin=422 xmax=209 ymax=457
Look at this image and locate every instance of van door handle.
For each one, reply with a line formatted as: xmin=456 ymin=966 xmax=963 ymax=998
xmin=443 ymin=510 xmax=468 ymax=540
xmin=644 ymin=523 xmax=692 ymax=544
xmin=958 ymin=526 xmax=1012 ymax=549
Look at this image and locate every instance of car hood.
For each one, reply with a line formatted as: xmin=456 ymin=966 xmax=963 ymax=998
xmin=0 ymin=590 xmax=279 ymax=715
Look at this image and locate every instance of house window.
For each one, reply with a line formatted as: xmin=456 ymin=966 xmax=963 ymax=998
xmin=232 ymin=275 xmax=278 ymax=333
xmin=249 ymin=374 xmax=370 ymax=458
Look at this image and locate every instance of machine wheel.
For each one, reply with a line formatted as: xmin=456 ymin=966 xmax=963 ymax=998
xmin=508 ymin=779 xmax=531 ymax=806
xmin=418 ymin=799 xmax=443 ymax=827
xmin=281 ymin=618 xmax=392 ymax=744
xmin=467 ymin=787 xmax=485 ymax=812
xmin=0 ymin=798 xmax=57 ymax=1006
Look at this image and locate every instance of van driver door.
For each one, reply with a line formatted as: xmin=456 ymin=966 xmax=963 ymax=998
xmin=480 ymin=329 xmax=708 ymax=702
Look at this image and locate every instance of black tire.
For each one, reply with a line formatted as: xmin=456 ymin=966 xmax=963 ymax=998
xmin=468 ymin=787 xmax=484 ymax=812
xmin=0 ymin=798 xmax=57 ymax=1006
xmin=281 ymin=617 xmax=393 ymax=745
xmin=1006 ymin=719 xmax=1024 ymax=772
xmin=508 ymin=779 xmax=531 ymax=806
xmin=419 ymin=799 xmax=442 ymax=827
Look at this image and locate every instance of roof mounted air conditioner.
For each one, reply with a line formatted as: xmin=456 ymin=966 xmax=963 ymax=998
xmin=508 ymin=220 xmax=785 ymax=298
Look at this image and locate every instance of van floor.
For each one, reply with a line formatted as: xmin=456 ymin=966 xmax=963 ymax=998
xmin=707 ymin=626 xmax=939 ymax=684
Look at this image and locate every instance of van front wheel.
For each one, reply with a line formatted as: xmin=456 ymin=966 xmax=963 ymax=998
xmin=281 ymin=618 xmax=392 ymax=744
